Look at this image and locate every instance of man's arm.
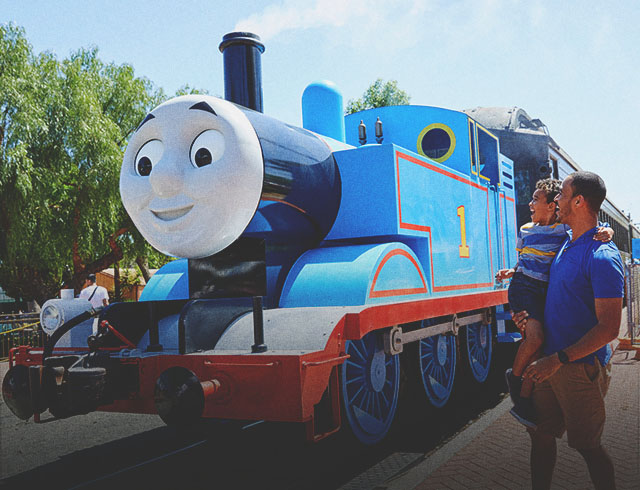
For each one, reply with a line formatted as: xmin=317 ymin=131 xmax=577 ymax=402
xmin=100 ymin=287 xmax=109 ymax=307
xmin=524 ymin=297 xmax=622 ymax=382
xmin=563 ymin=297 xmax=621 ymax=360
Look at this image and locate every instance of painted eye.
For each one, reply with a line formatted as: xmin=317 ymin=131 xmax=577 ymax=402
xmin=134 ymin=140 xmax=164 ymax=176
xmin=190 ymin=130 xmax=225 ymax=168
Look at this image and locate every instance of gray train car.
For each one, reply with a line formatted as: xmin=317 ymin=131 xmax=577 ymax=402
xmin=463 ymin=106 xmax=639 ymax=260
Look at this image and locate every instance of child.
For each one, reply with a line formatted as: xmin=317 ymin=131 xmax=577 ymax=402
xmin=496 ymin=178 xmax=613 ymax=427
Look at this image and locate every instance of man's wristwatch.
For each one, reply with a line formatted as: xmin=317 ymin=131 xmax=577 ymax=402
xmin=557 ymin=350 xmax=570 ymax=364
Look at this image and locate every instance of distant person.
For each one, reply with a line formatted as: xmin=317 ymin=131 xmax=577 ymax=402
xmin=513 ymin=171 xmax=624 ymax=490
xmin=496 ymin=179 xmax=612 ymax=427
xmin=78 ymin=274 xmax=109 ymax=309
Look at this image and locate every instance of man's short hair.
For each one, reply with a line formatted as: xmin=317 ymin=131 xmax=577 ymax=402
xmin=87 ymin=273 xmax=96 ymax=282
xmin=535 ymin=178 xmax=562 ymax=203
xmin=568 ymin=171 xmax=606 ymax=212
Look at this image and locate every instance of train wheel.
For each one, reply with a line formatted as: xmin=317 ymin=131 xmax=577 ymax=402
xmin=418 ymin=332 xmax=457 ymax=408
xmin=462 ymin=321 xmax=493 ymax=383
xmin=340 ymin=330 xmax=400 ymax=445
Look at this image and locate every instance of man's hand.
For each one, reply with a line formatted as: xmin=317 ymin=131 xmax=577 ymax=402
xmin=511 ymin=310 xmax=529 ymax=334
xmin=523 ymin=354 xmax=562 ymax=383
xmin=495 ymin=268 xmax=515 ymax=282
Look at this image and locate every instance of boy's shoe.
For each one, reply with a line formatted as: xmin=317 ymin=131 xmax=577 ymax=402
xmin=509 ymin=398 xmax=537 ymax=429
xmin=504 ymin=368 xmax=522 ymax=406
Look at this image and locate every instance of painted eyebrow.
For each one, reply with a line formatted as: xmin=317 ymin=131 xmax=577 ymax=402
xmin=135 ymin=113 xmax=155 ymax=132
xmin=189 ymin=101 xmax=218 ymax=116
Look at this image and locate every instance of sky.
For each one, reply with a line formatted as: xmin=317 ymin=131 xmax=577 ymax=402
xmin=2 ymin=0 xmax=639 ymax=223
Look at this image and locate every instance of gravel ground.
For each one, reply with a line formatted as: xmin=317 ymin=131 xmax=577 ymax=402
xmin=0 ymin=361 xmax=165 ymax=479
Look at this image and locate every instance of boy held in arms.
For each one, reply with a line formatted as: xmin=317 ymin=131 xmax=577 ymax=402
xmin=496 ymin=178 xmax=612 ymax=427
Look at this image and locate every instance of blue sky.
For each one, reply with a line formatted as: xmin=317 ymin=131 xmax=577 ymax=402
xmin=3 ymin=0 xmax=639 ymax=223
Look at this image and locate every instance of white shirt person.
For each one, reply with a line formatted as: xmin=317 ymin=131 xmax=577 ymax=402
xmin=78 ymin=274 xmax=109 ymax=309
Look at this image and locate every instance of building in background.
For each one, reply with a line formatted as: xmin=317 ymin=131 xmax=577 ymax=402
xmin=0 ymin=286 xmax=26 ymax=314
xmin=96 ymin=268 xmax=157 ymax=301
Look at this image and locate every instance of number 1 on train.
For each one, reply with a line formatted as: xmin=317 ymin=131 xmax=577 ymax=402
xmin=457 ymin=205 xmax=470 ymax=258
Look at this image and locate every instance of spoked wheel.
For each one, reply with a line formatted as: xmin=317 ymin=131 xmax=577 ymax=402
xmin=418 ymin=330 xmax=457 ymax=408
xmin=462 ymin=321 xmax=493 ymax=383
xmin=340 ymin=330 xmax=400 ymax=445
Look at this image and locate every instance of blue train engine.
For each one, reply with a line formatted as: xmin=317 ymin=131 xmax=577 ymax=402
xmin=2 ymin=32 xmax=518 ymax=444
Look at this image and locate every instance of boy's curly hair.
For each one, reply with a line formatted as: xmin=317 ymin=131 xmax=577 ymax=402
xmin=535 ymin=178 xmax=562 ymax=203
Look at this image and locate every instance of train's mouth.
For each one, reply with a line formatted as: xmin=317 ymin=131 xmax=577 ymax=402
xmin=151 ymin=204 xmax=194 ymax=222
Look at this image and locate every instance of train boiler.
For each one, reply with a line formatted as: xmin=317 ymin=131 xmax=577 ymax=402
xmin=3 ymin=32 xmax=519 ymax=445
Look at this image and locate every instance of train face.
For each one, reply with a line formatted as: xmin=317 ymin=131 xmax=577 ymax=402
xmin=3 ymin=32 xmax=521 ymax=446
xmin=120 ymin=95 xmax=265 ymax=259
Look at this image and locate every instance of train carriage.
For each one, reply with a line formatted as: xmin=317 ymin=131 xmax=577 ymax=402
xmin=464 ymin=106 xmax=638 ymax=260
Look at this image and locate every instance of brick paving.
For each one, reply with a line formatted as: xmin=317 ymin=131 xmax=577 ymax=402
xmin=387 ymin=347 xmax=640 ymax=489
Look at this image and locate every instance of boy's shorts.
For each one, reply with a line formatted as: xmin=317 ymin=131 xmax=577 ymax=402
xmin=531 ymin=359 xmax=611 ymax=449
xmin=508 ymin=272 xmax=548 ymax=322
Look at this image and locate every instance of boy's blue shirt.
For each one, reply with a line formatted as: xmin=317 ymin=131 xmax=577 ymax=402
xmin=516 ymin=222 xmax=569 ymax=282
xmin=543 ymin=226 xmax=624 ymax=366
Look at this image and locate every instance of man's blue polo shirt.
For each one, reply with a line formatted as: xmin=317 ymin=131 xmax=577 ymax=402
xmin=544 ymin=226 xmax=624 ymax=366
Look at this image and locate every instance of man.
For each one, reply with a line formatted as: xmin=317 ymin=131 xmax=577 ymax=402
xmin=79 ymin=273 xmax=109 ymax=309
xmin=515 ymin=171 xmax=624 ymax=490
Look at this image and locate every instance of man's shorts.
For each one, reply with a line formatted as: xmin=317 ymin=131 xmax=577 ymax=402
xmin=508 ymin=272 xmax=548 ymax=323
xmin=531 ymin=359 xmax=611 ymax=449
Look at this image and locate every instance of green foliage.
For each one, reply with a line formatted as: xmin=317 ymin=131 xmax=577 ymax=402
xmin=0 ymin=23 xmax=176 ymax=304
xmin=111 ymin=268 xmax=142 ymax=301
xmin=173 ymin=84 xmax=210 ymax=97
xmin=345 ymin=78 xmax=411 ymax=115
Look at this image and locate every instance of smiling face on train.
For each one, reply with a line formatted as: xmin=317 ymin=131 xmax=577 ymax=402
xmin=120 ymin=95 xmax=264 ymax=259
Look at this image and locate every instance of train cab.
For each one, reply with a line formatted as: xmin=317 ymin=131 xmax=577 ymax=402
xmin=344 ymin=105 xmax=504 ymax=186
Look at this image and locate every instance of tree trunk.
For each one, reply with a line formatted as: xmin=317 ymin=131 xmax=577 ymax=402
xmin=135 ymin=256 xmax=151 ymax=283
xmin=69 ymin=227 xmax=128 ymax=292
xmin=114 ymin=261 xmax=121 ymax=302
xmin=26 ymin=300 xmax=41 ymax=313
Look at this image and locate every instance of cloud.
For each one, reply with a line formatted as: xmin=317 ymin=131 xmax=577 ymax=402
xmin=232 ymin=0 xmax=553 ymax=70
xmin=233 ymin=0 xmax=531 ymax=53
xmin=527 ymin=0 xmax=547 ymax=27
xmin=234 ymin=0 xmax=370 ymax=40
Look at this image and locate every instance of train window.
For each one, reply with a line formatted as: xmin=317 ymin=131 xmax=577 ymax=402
xmin=417 ymin=123 xmax=456 ymax=163
xmin=477 ymin=126 xmax=500 ymax=184
xmin=468 ymin=120 xmax=477 ymax=175
xmin=598 ymin=210 xmax=630 ymax=253
xmin=550 ymin=156 xmax=559 ymax=179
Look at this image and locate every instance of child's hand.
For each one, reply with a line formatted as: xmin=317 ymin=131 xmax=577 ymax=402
xmin=511 ymin=310 xmax=529 ymax=334
xmin=495 ymin=268 xmax=515 ymax=282
xmin=593 ymin=226 xmax=614 ymax=242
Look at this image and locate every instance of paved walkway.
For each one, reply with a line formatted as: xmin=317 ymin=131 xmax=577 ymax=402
xmin=383 ymin=346 xmax=640 ymax=489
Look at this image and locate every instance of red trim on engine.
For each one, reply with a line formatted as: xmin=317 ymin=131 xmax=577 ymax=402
xmin=394 ymin=151 xmax=494 ymax=292
xmin=368 ymin=249 xmax=428 ymax=298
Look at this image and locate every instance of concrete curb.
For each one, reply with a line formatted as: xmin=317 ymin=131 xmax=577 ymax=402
xmin=381 ymin=396 xmax=513 ymax=490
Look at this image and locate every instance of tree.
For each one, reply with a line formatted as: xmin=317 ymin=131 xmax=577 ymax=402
xmin=0 ymin=24 xmax=170 ymax=305
xmin=345 ymin=78 xmax=411 ymax=115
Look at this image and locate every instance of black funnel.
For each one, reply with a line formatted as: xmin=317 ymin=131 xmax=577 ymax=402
xmin=219 ymin=32 xmax=265 ymax=112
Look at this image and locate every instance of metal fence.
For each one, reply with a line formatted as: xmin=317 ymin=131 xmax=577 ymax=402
xmin=626 ymin=264 xmax=640 ymax=344
xmin=0 ymin=313 xmax=45 ymax=361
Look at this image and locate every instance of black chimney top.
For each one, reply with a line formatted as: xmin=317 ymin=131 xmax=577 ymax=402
xmin=219 ymin=32 xmax=265 ymax=113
